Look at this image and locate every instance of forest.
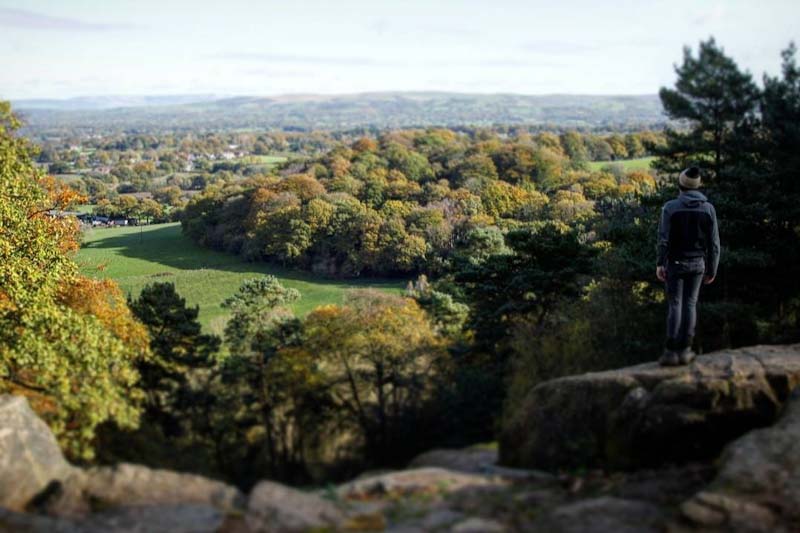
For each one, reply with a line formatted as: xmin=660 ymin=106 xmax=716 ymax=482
xmin=2 ymin=38 xmax=800 ymax=492
xmin=14 ymin=93 xmax=665 ymax=135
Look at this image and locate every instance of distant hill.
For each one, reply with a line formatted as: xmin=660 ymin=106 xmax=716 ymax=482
xmin=13 ymin=94 xmax=223 ymax=110
xmin=12 ymin=92 xmax=666 ymax=133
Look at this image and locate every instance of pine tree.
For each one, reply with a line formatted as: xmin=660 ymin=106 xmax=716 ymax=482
xmin=654 ymin=38 xmax=760 ymax=181
xmin=654 ymin=39 xmax=800 ymax=348
xmin=129 ymin=282 xmax=220 ymax=432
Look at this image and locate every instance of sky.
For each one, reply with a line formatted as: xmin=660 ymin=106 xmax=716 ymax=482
xmin=0 ymin=0 xmax=798 ymax=99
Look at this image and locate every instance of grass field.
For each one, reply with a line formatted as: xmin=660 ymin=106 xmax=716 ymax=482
xmin=588 ymin=156 xmax=655 ymax=172
xmin=246 ymin=155 xmax=288 ymax=164
xmin=54 ymin=173 xmax=84 ymax=183
xmin=234 ymin=154 xmax=288 ymax=168
xmin=76 ymin=223 xmax=404 ymax=335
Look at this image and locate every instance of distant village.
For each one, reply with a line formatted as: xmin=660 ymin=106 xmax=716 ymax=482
xmin=48 ymin=209 xmax=141 ymax=227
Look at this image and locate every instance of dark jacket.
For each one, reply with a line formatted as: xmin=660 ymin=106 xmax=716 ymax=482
xmin=657 ymin=190 xmax=720 ymax=277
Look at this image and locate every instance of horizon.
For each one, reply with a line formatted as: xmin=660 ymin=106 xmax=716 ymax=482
xmin=12 ymin=90 xmax=663 ymax=103
xmin=1 ymin=0 xmax=798 ymax=100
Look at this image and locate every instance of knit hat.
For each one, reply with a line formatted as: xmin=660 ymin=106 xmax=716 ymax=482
xmin=679 ymin=167 xmax=701 ymax=189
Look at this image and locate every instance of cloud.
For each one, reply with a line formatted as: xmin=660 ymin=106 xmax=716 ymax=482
xmin=240 ymin=67 xmax=317 ymax=79
xmin=219 ymin=52 xmax=561 ymax=70
xmin=367 ymin=18 xmax=483 ymax=40
xmin=691 ymin=4 xmax=726 ymax=26
xmin=0 ymin=7 xmax=137 ymax=31
xmin=520 ymin=39 xmax=603 ymax=55
xmin=520 ymin=38 xmax=661 ymax=57
xmin=219 ymin=52 xmax=400 ymax=67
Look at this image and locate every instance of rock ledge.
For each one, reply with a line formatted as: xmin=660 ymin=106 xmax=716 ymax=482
xmin=500 ymin=344 xmax=800 ymax=470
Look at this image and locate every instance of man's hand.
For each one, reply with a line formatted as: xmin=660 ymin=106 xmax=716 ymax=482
xmin=703 ymin=275 xmax=715 ymax=285
xmin=656 ymin=266 xmax=666 ymax=282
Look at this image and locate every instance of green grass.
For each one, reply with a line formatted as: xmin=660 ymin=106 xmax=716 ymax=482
xmin=76 ymin=223 xmax=404 ymax=335
xmin=235 ymin=154 xmax=288 ymax=167
xmin=54 ymin=173 xmax=83 ymax=183
xmin=251 ymin=155 xmax=288 ymax=164
xmin=588 ymin=156 xmax=655 ymax=172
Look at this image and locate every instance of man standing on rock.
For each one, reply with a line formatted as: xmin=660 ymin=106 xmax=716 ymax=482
xmin=656 ymin=167 xmax=720 ymax=366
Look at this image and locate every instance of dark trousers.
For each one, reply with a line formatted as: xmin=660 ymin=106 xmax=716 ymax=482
xmin=665 ymin=257 xmax=705 ymax=349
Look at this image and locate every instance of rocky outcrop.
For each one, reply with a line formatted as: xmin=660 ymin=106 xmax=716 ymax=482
xmin=409 ymin=447 xmax=499 ymax=473
xmin=0 ymin=504 xmax=227 ymax=533
xmin=246 ymin=480 xmax=344 ymax=532
xmin=536 ymin=497 xmax=666 ymax=533
xmin=336 ymin=467 xmax=506 ymax=499
xmin=500 ymin=344 xmax=800 ymax=471
xmin=0 ymin=394 xmax=243 ymax=532
xmin=409 ymin=446 xmax=556 ymax=481
xmin=679 ymin=390 xmax=800 ymax=532
xmin=6 ymin=342 xmax=800 ymax=532
xmin=0 ymin=395 xmax=74 ymax=511
xmin=33 ymin=463 xmax=244 ymax=517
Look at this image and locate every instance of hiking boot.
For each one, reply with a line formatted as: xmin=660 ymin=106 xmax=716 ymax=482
xmin=677 ymin=336 xmax=696 ymax=365
xmin=659 ymin=348 xmax=679 ymax=366
xmin=659 ymin=339 xmax=680 ymax=366
xmin=678 ymin=348 xmax=696 ymax=365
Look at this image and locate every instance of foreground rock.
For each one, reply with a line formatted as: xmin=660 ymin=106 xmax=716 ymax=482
xmin=679 ymin=390 xmax=800 ymax=532
xmin=337 ymin=467 xmax=507 ymax=499
xmin=6 ymin=340 xmax=800 ymax=532
xmin=34 ymin=463 xmax=244 ymax=517
xmin=501 ymin=344 xmax=800 ymax=471
xmin=246 ymin=480 xmax=344 ymax=532
xmin=410 ymin=447 xmax=556 ymax=482
xmin=409 ymin=447 xmax=499 ymax=473
xmin=0 ymin=396 xmax=74 ymax=511
xmin=0 ymin=504 xmax=226 ymax=533
xmin=536 ymin=497 xmax=665 ymax=533
xmin=0 ymin=394 xmax=243 ymax=532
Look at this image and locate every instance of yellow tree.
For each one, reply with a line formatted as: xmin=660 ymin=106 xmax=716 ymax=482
xmin=301 ymin=291 xmax=448 ymax=463
xmin=0 ymin=102 xmax=150 ymax=458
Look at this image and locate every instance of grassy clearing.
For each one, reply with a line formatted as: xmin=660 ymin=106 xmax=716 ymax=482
xmin=76 ymin=223 xmax=404 ymax=335
xmin=588 ymin=156 xmax=655 ymax=172
xmin=54 ymin=173 xmax=83 ymax=183
xmin=234 ymin=154 xmax=288 ymax=167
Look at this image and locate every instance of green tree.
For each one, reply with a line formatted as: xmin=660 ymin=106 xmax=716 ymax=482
xmin=560 ymin=131 xmax=590 ymax=166
xmin=218 ymin=277 xmax=319 ymax=483
xmin=655 ymin=38 xmax=760 ymax=180
xmin=457 ymin=222 xmax=596 ymax=358
xmin=653 ymin=38 xmax=788 ymax=349
xmin=302 ymin=291 xmax=448 ymax=465
xmin=754 ymin=43 xmax=800 ymax=340
xmin=129 ymin=283 xmax=220 ymax=423
xmin=0 ymin=102 xmax=149 ymax=458
xmin=223 ymin=276 xmax=301 ymax=354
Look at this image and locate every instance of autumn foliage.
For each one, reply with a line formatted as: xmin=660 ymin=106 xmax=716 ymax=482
xmin=0 ymin=101 xmax=150 ymax=459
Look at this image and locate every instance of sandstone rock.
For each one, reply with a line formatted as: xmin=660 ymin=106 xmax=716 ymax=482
xmin=343 ymin=512 xmax=387 ymax=531
xmin=409 ymin=447 xmax=555 ymax=482
xmin=409 ymin=448 xmax=498 ymax=473
xmin=37 ymin=463 xmax=244 ymax=517
xmin=537 ymin=497 xmax=665 ymax=533
xmin=336 ymin=467 xmax=504 ymax=499
xmin=501 ymin=345 xmax=800 ymax=470
xmin=385 ymin=527 xmax=425 ymax=533
xmin=679 ymin=390 xmax=800 ymax=532
xmin=419 ymin=508 xmax=465 ymax=529
xmin=245 ymin=480 xmax=344 ymax=533
xmin=82 ymin=504 xmax=225 ymax=533
xmin=0 ymin=504 xmax=225 ymax=533
xmin=0 ymin=395 xmax=75 ymax=511
xmin=0 ymin=507 xmax=81 ymax=533
xmin=451 ymin=516 xmax=506 ymax=532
